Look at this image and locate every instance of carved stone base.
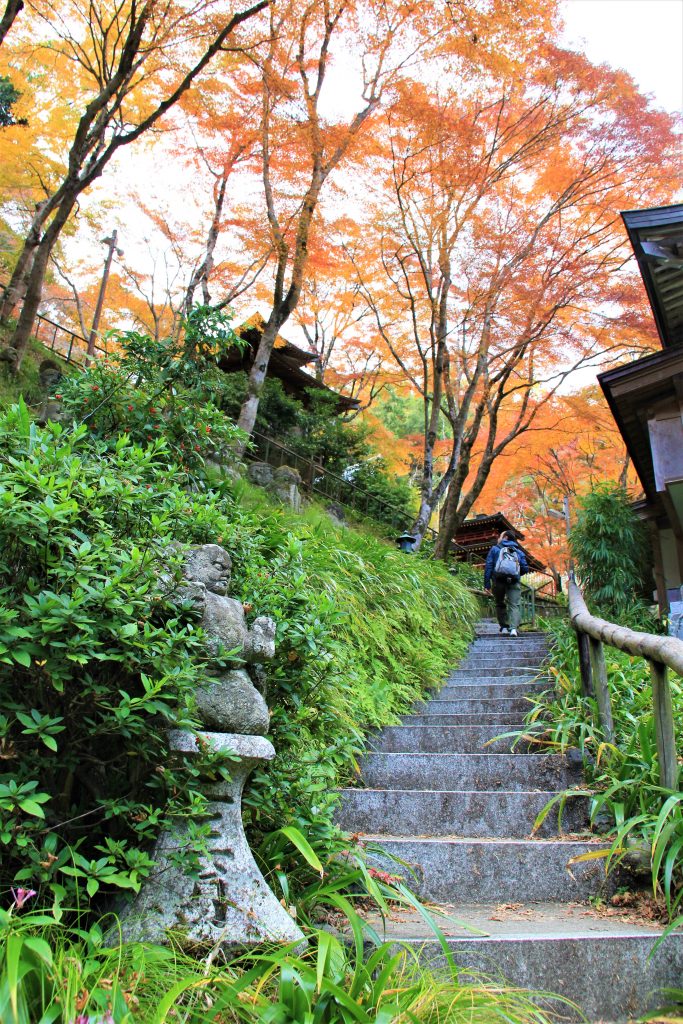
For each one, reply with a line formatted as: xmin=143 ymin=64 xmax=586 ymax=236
xmin=117 ymin=731 xmax=304 ymax=950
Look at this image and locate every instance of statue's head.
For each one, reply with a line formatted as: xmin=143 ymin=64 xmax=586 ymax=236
xmin=184 ymin=544 xmax=232 ymax=595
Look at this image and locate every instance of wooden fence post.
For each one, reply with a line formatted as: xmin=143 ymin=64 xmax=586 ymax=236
xmin=650 ymin=659 xmax=678 ymax=790
xmin=575 ymin=629 xmax=594 ymax=697
xmin=588 ymin=636 xmax=614 ymax=742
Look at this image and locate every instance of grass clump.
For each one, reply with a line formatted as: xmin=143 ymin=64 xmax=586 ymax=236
xmin=1 ymin=895 xmax=564 ymax=1024
xmin=527 ymin=618 xmax=683 ymax=922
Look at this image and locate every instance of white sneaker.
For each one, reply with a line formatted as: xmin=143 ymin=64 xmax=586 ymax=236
xmin=510 ymin=628 xmax=518 ymax=637
xmin=500 ymin=627 xmax=509 ymax=635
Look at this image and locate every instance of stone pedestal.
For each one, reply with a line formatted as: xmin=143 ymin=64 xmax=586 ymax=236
xmin=118 ymin=731 xmax=304 ymax=950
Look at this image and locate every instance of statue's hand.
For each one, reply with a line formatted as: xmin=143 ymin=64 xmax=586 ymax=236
xmin=247 ymin=616 xmax=276 ymax=661
xmin=177 ymin=580 xmax=207 ymax=615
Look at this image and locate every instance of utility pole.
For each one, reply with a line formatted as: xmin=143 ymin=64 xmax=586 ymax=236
xmin=87 ymin=230 xmax=122 ymax=357
xmin=548 ymin=495 xmax=573 ymax=581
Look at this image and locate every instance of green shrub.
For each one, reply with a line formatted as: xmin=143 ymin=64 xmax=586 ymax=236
xmin=0 ymin=402 xmax=247 ymax=909
xmin=55 ymin=307 xmax=247 ymax=478
xmin=0 ymin=402 xmax=476 ymax=913
xmin=570 ymin=484 xmax=652 ymax=617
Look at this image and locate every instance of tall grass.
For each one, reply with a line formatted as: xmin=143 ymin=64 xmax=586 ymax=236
xmin=0 ymin=897 xmax=566 ymax=1024
xmin=528 ymin=619 xmax=683 ymax=920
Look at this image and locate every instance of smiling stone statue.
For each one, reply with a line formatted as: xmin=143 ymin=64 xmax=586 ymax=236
xmin=117 ymin=542 xmax=303 ymax=951
xmin=182 ymin=544 xmax=275 ymax=735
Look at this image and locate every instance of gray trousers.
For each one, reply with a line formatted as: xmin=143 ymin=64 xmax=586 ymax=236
xmin=492 ymin=578 xmax=522 ymax=629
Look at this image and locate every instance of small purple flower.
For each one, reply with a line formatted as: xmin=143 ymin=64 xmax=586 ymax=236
xmin=10 ymin=887 xmax=36 ymax=909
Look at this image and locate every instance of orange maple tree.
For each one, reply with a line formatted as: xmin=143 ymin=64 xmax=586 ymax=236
xmin=345 ymin=35 xmax=680 ymax=555
xmin=0 ymin=0 xmax=269 ymax=368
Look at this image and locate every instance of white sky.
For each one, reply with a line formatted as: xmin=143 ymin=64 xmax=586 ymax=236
xmin=82 ymin=0 xmax=683 ymax=317
xmin=561 ymin=0 xmax=683 ymax=114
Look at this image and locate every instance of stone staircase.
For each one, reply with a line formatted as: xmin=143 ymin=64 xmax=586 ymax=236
xmin=336 ymin=620 xmax=683 ymax=1021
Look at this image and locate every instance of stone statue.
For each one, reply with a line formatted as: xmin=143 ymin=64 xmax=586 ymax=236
xmin=36 ymin=359 xmax=65 ymax=425
xmin=246 ymin=461 xmax=303 ymax=512
xmin=181 ymin=544 xmax=274 ymax=735
xmin=117 ymin=542 xmax=304 ymax=951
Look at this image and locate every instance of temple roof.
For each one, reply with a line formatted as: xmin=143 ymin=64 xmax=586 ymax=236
xmin=621 ymin=204 xmax=683 ymax=349
xmin=219 ymin=313 xmax=360 ymax=414
xmin=452 ymin=512 xmax=546 ymax=572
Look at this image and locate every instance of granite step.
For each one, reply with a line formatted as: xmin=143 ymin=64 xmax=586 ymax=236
xmin=365 ymin=836 xmax=611 ymax=903
xmin=402 ymin=713 xmax=525 ymax=726
xmin=435 ymin=681 xmax=550 ymax=699
xmin=447 ymin=666 xmax=544 ymax=678
xmin=405 ymin=696 xmax=532 ymax=715
xmin=457 ymin=655 xmax=547 ymax=668
xmin=362 ymin=751 xmax=582 ymax=791
xmin=359 ymin=904 xmax=683 ymax=1021
xmin=371 ymin=724 xmax=532 ymax=754
xmin=336 ymin=788 xmax=589 ymax=837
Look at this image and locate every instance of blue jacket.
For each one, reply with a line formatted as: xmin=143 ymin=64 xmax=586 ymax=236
xmin=484 ymin=539 xmax=529 ymax=589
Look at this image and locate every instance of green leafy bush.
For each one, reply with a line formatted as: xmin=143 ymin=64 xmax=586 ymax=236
xmin=0 ymin=399 xmax=476 ymax=912
xmin=0 ymin=402 xmax=247 ymax=908
xmin=570 ymin=484 xmax=652 ymax=617
xmin=55 ymin=307 xmax=246 ymax=477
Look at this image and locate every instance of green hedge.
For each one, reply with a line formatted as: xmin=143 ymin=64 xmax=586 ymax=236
xmin=0 ymin=402 xmax=476 ymax=914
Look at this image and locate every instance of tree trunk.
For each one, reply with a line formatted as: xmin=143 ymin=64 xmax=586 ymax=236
xmin=7 ymin=198 xmax=75 ymax=370
xmin=434 ymin=476 xmax=465 ymax=560
xmin=0 ymin=222 xmax=40 ymax=322
xmin=183 ymin=173 xmax=228 ymax=316
xmin=0 ymin=0 xmax=23 ymax=46
xmin=235 ymin=311 xmax=285 ymax=443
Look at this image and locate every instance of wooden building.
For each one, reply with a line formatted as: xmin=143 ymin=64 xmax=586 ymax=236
xmin=598 ymin=204 xmax=683 ymax=617
xmin=452 ymin=512 xmax=546 ymax=573
xmin=218 ymin=313 xmax=359 ymax=415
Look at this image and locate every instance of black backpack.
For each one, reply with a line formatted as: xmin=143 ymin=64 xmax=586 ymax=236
xmin=494 ymin=544 xmax=521 ymax=583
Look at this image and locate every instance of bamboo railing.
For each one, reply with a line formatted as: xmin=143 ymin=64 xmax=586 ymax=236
xmin=568 ymin=576 xmax=682 ymax=790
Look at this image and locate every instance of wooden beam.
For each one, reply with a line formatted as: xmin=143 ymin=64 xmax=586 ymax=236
xmin=588 ymin=636 xmax=614 ymax=742
xmin=568 ymin=579 xmax=683 ymax=676
xmin=650 ymin=660 xmax=678 ymax=790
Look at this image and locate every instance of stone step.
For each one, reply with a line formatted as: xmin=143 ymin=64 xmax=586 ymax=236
xmin=435 ymin=681 xmax=549 ymax=700
xmin=470 ymin=637 xmax=548 ymax=648
xmin=457 ymin=654 xmax=546 ymax=668
xmin=362 ymin=751 xmax=582 ymax=791
xmin=371 ymin=725 xmax=532 ymax=754
xmin=336 ymin=788 xmax=590 ymax=837
xmin=359 ymin=904 xmax=683 ymax=1021
xmin=447 ymin=666 xmax=543 ymax=677
xmin=403 ymin=713 xmax=525 ymax=726
xmin=411 ymin=696 xmax=535 ymax=714
xmin=406 ymin=696 xmax=532 ymax=715
xmin=365 ymin=836 xmax=610 ymax=903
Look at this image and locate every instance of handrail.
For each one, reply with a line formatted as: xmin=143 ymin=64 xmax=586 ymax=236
xmin=32 ymin=312 xmax=108 ymax=365
xmin=568 ymin=580 xmax=683 ymax=673
xmin=248 ymin=429 xmax=434 ymax=539
xmin=568 ymin=576 xmax=681 ymax=790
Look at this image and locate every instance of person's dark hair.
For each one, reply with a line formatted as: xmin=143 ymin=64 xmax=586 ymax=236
xmin=501 ymin=530 xmax=515 ymax=541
